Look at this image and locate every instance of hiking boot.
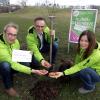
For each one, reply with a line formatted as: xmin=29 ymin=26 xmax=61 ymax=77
xmin=5 ymin=88 xmax=19 ymax=97
xmin=78 ymin=87 xmax=95 ymax=94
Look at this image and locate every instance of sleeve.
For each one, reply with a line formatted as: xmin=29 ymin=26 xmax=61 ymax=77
xmin=44 ymin=27 xmax=51 ymax=43
xmin=64 ymin=50 xmax=100 ymax=75
xmin=0 ymin=43 xmax=32 ymax=74
xmin=26 ymin=33 xmax=44 ymax=62
xmin=44 ymin=26 xmax=58 ymax=43
xmin=74 ymin=54 xmax=80 ymax=64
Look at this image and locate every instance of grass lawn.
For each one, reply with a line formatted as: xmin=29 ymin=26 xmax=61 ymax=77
xmin=0 ymin=6 xmax=100 ymax=100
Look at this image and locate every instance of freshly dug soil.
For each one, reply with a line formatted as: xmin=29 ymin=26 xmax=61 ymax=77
xmin=30 ymin=59 xmax=73 ymax=100
xmin=30 ymin=79 xmax=62 ymax=100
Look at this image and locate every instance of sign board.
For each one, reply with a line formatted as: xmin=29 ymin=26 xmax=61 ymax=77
xmin=68 ymin=9 xmax=98 ymax=43
xmin=12 ymin=50 xmax=32 ymax=62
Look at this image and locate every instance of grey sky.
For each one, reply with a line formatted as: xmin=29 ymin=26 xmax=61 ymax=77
xmin=10 ymin=0 xmax=100 ymax=6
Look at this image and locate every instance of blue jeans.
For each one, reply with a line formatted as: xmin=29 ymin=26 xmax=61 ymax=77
xmin=31 ymin=40 xmax=58 ymax=68
xmin=0 ymin=62 xmax=30 ymax=89
xmin=74 ymin=68 xmax=100 ymax=90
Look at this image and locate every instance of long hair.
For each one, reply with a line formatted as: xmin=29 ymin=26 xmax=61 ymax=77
xmin=77 ymin=30 xmax=96 ymax=59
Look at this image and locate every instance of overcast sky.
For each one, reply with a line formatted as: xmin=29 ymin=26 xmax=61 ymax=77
xmin=10 ymin=0 xmax=100 ymax=6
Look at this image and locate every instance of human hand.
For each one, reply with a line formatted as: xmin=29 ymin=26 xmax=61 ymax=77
xmin=50 ymin=30 xmax=55 ymax=38
xmin=41 ymin=60 xmax=51 ymax=68
xmin=32 ymin=69 xmax=48 ymax=75
xmin=49 ymin=72 xmax=63 ymax=79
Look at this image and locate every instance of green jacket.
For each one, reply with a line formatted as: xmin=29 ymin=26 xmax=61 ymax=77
xmin=0 ymin=34 xmax=31 ymax=74
xmin=64 ymin=42 xmax=100 ymax=75
xmin=26 ymin=25 xmax=51 ymax=62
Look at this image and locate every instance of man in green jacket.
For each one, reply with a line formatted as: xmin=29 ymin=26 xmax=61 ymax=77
xmin=27 ymin=17 xmax=58 ymax=68
xmin=0 ymin=23 xmax=48 ymax=97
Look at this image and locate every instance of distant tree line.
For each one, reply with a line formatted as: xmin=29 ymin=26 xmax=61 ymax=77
xmin=0 ymin=5 xmax=21 ymax=13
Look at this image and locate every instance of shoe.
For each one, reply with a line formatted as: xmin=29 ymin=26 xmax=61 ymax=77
xmin=5 ymin=88 xmax=19 ymax=97
xmin=78 ymin=87 xmax=94 ymax=94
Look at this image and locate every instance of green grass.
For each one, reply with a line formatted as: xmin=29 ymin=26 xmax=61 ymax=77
xmin=0 ymin=6 xmax=100 ymax=100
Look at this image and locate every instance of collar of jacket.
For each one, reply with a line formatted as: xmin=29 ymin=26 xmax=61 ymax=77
xmin=96 ymin=41 xmax=100 ymax=50
xmin=3 ymin=33 xmax=11 ymax=46
xmin=0 ymin=33 xmax=14 ymax=47
xmin=28 ymin=25 xmax=35 ymax=34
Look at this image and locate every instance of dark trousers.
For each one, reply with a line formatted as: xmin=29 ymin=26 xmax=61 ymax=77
xmin=30 ymin=40 xmax=58 ymax=69
xmin=73 ymin=68 xmax=100 ymax=90
xmin=0 ymin=62 xmax=29 ymax=89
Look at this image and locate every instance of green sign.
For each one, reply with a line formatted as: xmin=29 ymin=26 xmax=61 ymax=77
xmin=69 ymin=9 xmax=98 ymax=43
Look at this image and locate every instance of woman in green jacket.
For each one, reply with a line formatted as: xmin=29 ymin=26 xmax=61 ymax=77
xmin=49 ymin=30 xmax=100 ymax=94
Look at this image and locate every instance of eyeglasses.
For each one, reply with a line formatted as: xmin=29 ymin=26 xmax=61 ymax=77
xmin=36 ymin=25 xmax=44 ymax=28
xmin=7 ymin=33 xmax=17 ymax=37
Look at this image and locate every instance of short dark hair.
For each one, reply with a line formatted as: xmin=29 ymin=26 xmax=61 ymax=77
xmin=34 ymin=17 xmax=46 ymax=23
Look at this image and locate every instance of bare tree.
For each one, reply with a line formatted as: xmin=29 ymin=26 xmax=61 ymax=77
xmin=17 ymin=0 xmax=27 ymax=8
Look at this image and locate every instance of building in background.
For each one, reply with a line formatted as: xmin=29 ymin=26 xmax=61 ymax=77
xmin=0 ymin=0 xmax=21 ymax=13
xmin=0 ymin=0 xmax=10 ymax=6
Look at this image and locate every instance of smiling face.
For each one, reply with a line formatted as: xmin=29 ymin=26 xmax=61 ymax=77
xmin=35 ymin=20 xmax=45 ymax=33
xmin=5 ymin=27 xmax=17 ymax=44
xmin=78 ymin=30 xmax=96 ymax=59
xmin=79 ymin=35 xmax=89 ymax=50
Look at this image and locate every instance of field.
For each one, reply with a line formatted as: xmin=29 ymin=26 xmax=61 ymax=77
xmin=0 ymin=6 xmax=100 ymax=100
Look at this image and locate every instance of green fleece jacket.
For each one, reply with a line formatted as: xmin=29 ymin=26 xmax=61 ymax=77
xmin=26 ymin=26 xmax=51 ymax=62
xmin=0 ymin=34 xmax=32 ymax=74
xmin=64 ymin=42 xmax=100 ymax=75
